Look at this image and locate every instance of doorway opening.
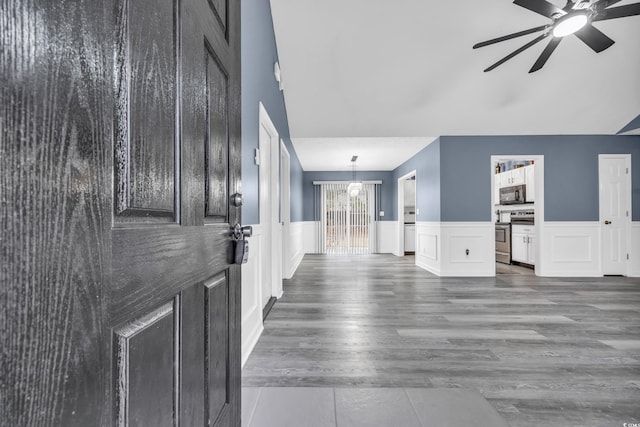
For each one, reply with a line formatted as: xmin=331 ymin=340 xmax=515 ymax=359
xmin=258 ymin=103 xmax=283 ymax=314
xmin=320 ymin=183 xmax=376 ymax=255
xmin=491 ymin=155 xmax=544 ymax=276
xmin=397 ymin=171 xmax=417 ymax=257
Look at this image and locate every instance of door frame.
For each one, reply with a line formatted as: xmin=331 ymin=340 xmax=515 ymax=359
xmin=280 ymin=140 xmax=292 ymax=278
xmin=258 ymin=102 xmax=283 ymax=307
xmin=490 ymin=155 xmax=545 ymax=276
xmin=397 ymin=170 xmax=417 ymax=256
xmin=598 ymin=154 xmax=631 ymax=276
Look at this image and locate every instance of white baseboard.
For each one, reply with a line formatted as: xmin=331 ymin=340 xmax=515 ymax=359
xmin=377 ymin=221 xmax=397 ymax=254
xmin=241 ymin=224 xmax=264 ymax=367
xmin=629 ymin=222 xmax=640 ymax=277
xmin=539 ymin=222 xmax=602 ymax=277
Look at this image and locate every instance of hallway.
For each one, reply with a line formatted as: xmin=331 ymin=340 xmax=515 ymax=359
xmin=242 ymin=254 xmax=640 ymax=426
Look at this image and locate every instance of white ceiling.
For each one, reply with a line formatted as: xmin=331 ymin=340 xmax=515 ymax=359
xmin=270 ymin=0 xmax=640 ymax=171
xmin=292 ymin=137 xmax=435 ymax=171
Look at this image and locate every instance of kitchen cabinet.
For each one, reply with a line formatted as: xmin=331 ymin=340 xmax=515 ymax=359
xmin=524 ymin=164 xmax=535 ymax=202
xmin=404 ymin=224 xmax=416 ymax=252
xmin=494 ymin=173 xmax=503 ymax=205
xmin=512 ymin=224 xmax=535 ymax=265
xmin=502 ymin=167 xmax=526 ymax=187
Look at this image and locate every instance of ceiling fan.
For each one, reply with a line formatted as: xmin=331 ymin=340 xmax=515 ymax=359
xmin=473 ymin=0 xmax=640 ymax=72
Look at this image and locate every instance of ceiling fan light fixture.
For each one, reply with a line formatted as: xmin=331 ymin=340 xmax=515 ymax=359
xmin=553 ymin=13 xmax=589 ymax=37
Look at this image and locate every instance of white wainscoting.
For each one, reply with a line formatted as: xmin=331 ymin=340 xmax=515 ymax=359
xmin=629 ymin=222 xmax=640 ymax=277
xmin=415 ymin=222 xmax=494 ymax=277
xmin=539 ymin=222 xmax=601 ymax=277
xmin=377 ymin=221 xmax=398 ymax=254
xmin=284 ymin=221 xmax=305 ymax=279
xmin=416 ymin=222 xmax=441 ymax=275
xmin=241 ymin=224 xmax=264 ymax=367
xmin=299 ymin=221 xmax=395 ymax=254
xmin=302 ymin=221 xmax=318 ymax=254
xmin=441 ymin=222 xmax=494 ymax=277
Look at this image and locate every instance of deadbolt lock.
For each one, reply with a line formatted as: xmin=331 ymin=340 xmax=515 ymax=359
xmin=604 ymin=220 xmax=612 ymax=225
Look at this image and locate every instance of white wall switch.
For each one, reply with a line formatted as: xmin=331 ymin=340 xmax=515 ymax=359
xmin=416 ymin=208 xmax=420 ymax=215
xmin=379 ymin=211 xmax=385 ymax=217
xmin=255 ymin=148 xmax=260 ymax=165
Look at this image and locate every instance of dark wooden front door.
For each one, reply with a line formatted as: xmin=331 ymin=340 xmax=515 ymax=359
xmin=1 ymin=0 xmax=241 ymax=425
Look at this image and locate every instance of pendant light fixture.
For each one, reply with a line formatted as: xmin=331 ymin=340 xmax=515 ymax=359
xmin=347 ymin=155 xmax=362 ymax=197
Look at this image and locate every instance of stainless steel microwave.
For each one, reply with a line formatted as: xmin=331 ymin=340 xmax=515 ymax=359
xmin=500 ymin=185 xmax=526 ymax=205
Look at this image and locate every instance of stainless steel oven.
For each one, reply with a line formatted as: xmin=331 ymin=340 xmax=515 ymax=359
xmin=495 ymin=223 xmax=511 ymax=264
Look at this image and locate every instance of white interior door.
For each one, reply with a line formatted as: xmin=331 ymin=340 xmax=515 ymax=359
xmin=599 ymin=155 xmax=630 ymax=275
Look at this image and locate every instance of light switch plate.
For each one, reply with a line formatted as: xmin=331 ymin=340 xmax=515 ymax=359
xmin=379 ymin=211 xmax=385 ymax=217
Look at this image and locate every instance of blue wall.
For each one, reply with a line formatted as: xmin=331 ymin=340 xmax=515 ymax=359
xmin=241 ymin=0 xmax=304 ymax=224
xmin=392 ymin=140 xmax=441 ymax=222
xmin=438 ymin=135 xmax=640 ymax=222
xmin=619 ymin=114 xmax=640 ymax=134
xmin=302 ymin=171 xmax=395 ymax=221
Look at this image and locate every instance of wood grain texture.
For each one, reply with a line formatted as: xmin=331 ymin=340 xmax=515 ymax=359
xmin=0 ymin=0 xmax=113 ymax=425
xmin=115 ymin=0 xmax=177 ymax=218
xmin=115 ymin=302 xmax=175 ymax=427
xmin=243 ymin=255 xmax=640 ymax=427
xmin=206 ymin=274 xmax=230 ymax=422
xmin=205 ymin=47 xmax=229 ymax=220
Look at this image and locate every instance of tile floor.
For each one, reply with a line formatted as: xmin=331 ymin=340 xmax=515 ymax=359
xmin=242 ymin=387 xmax=510 ymax=427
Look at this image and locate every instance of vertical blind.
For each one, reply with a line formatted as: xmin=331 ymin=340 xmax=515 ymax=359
xmin=314 ymin=183 xmax=379 ymax=255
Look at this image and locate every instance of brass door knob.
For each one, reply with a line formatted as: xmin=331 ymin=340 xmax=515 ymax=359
xmin=604 ymin=220 xmax=612 ymax=225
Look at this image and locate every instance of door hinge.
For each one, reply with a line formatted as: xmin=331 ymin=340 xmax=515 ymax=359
xmin=627 ymin=211 xmax=630 ymax=217
xmin=627 ymin=254 xmax=630 ymax=260
xmin=626 ymin=167 xmax=629 ymax=174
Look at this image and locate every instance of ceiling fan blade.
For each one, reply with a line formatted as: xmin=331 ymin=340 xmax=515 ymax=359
xmin=484 ymin=33 xmax=549 ymax=72
xmin=593 ymin=3 xmax=640 ymax=21
xmin=473 ymin=25 xmax=549 ymax=49
xmin=574 ymin=23 xmax=615 ymax=52
xmin=529 ymin=37 xmax=562 ymax=73
xmin=513 ymin=0 xmax=565 ymax=18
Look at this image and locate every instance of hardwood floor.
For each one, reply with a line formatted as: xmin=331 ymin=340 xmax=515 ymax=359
xmin=242 ymin=254 xmax=640 ymax=427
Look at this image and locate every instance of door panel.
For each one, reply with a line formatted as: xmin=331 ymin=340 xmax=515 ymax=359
xmin=114 ymin=302 xmax=176 ymax=427
xmin=115 ymin=0 xmax=177 ymax=220
xmin=206 ymin=274 xmax=231 ymax=423
xmin=205 ymin=46 xmax=230 ymax=221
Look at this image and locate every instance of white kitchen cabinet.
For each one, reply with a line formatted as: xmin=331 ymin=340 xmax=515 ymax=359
xmin=512 ymin=224 xmax=535 ymax=265
xmin=501 ymin=167 xmax=526 ymax=187
xmin=524 ymin=164 xmax=535 ymax=202
xmin=494 ymin=173 xmax=503 ymax=205
xmin=404 ymin=224 xmax=416 ymax=252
